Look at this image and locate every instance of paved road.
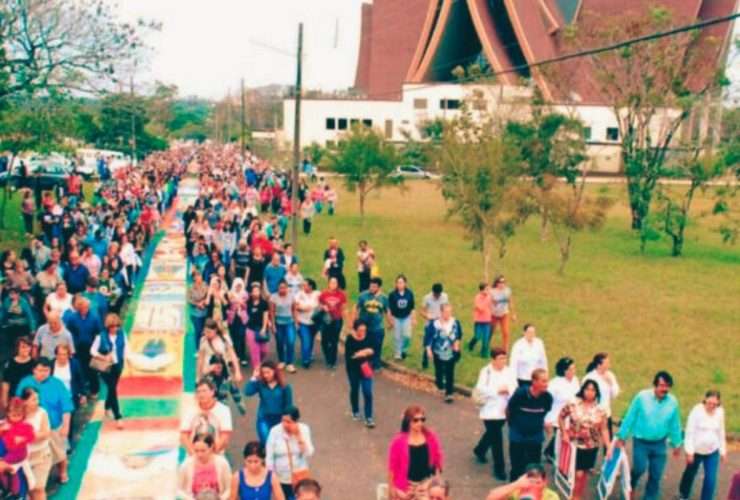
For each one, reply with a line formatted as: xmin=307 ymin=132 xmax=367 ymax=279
xmin=225 ymin=351 xmax=738 ymax=500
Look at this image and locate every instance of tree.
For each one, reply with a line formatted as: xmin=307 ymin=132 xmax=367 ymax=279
xmin=0 ymin=0 xmax=155 ymax=101
xmin=437 ymin=109 xmax=530 ymax=281
xmin=322 ymin=124 xmax=401 ymax=219
xmin=563 ymin=6 xmax=728 ymax=233
xmin=303 ymin=142 xmax=326 ymax=167
xmin=0 ymin=98 xmax=71 ymax=228
xmin=93 ymin=93 xmax=167 ymax=157
xmin=505 ymin=96 xmax=587 ymax=239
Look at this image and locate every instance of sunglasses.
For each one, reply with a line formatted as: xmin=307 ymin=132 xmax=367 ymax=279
xmin=412 ymin=416 xmax=426 ymax=423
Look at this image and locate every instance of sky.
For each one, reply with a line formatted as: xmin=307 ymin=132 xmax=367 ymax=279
xmin=118 ymin=0 xmax=739 ymax=103
xmin=118 ymin=0 xmax=367 ymax=99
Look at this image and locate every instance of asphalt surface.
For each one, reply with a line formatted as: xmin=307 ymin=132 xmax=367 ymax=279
xmin=224 ymin=350 xmax=739 ymax=500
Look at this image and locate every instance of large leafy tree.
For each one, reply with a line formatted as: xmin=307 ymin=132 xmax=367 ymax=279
xmin=562 ymin=6 xmax=728 ymax=234
xmin=323 ymin=124 xmax=401 ymax=219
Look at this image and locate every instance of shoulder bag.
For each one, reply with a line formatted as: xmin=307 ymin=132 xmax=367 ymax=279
xmin=285 ymin=436 xmax=310 ymax=488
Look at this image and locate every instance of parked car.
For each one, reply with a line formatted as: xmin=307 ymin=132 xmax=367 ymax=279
xmin=393 ymin=165 xmax=439 ymax=179
xmin=0 ymin=163 xmax=70 ymax=191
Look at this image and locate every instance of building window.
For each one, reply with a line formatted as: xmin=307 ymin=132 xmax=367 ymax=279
xmin=338 ymin=118 xmax=348 ymax=130
xmin=414 ymin=98 xmax=428 ymax=110
xmin=326 ymin=118 xmax=336 ymax=130
xmin=606 ymin=127 xmax=619 ymax=141
xmin=583 ymin=127 xmax=592 ymax=141
xmin=384 ymin=119 xmax=393 ymax=139
xmin=350 ymin=118 xmax=359 ymax=127
xmin=362 ymin=119 xmax=372 ymax=127
xmin=440 ymin=99 xmax=461 ymax=110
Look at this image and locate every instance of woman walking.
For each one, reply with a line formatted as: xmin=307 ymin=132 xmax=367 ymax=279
xmin=294 ymin=279 xmax=319 ymax=369
xmin=269 ymin=281 xmax=297 ymax=373
xmin=558 ymin=380 xmax=612 ymax=500
xmin=678 ymin=390 xmax=726 ymax=500
xmin=245 ymin=284 xmax=271 ymax=369
xmin=509 ymin=324 xmax=547 ymax=387
xmin=583 ymin=352 xmax=620 ymax=441
xmin=244 ymin=361 xmax=294 ymax=446
xmin=231 ymin=441 xmax=285 ymax=500
xmin=489 ymin=275 xmax=516 ymax=350
xmin=356 ymin=240 xmax=375 ymax=293
xmin=1 ymin=337 xmax=34 ymax=413
xmin=22 ymin=387 xmax=52 ymax=500
xmin=90 ymin=313 xmax=127 ymax=429
xmin=468 ymin=282 xmax=493 ymax=358
xmin=227 ymin=278 xmax=249 ymax=364
xmin=345 ymin=320 xmax=375 ymax=428
xmin=425 ymin=304 xmax=462 ymax=403
xmin=387 ymin=405 xmax=444 ymax=500
xmin=265 ymin=407 xmax=314 ymax=500
xmin=317 ymin=277 xmax=346 ymax=369
xmin=189 ymin=270 xmax=210 ymax=350
xmin=544 ymin=357 xmax=580 ymax=462
xmin=388 ymin=275 xmax=416 ymax=361
xmin=177 ymin=434 xmax=232 ymax=500
xmin=473 ymin=347 xmax=517 ymax=480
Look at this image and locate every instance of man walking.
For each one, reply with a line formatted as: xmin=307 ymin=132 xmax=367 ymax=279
xmin=506 ymin=368 xmax=552 ymax=480
xmin=420 ymin=283 xmax=448 ymax=369
xmin=616 ymin=371 xmax=682 ymax=500
xmin=353 ymin=277 xmax=389 ymax=369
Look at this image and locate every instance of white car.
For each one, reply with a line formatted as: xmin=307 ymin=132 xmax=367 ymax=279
xmin=394 ymin=165 xmax=439 ymax=179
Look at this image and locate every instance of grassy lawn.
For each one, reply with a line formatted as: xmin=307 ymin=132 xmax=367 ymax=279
xmin=294 ymin=180 xmax=740 ymax=432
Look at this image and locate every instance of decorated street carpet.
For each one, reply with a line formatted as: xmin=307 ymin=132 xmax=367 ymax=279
xmin=56 ymin=178 xmax=200 ymax=499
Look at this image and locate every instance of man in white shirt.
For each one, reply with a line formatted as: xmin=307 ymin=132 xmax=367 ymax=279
xmin=179 ymin=379 xmax=232 ymax=454
xmin=508 ymin=324 xmax=548 ymax=386
xmin=474 ymin=347 xmax=518 ymax=480
xmin=421 ymin=283 xmax=449 ymax=368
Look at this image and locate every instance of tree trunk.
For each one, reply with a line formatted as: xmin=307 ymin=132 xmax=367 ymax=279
xmin=359 ymin=189 xmax=366 ymax=220
xmin=540 ymin=210 xmax=550 ymax=241
xmin=482 ymin=236 xmax=492 ymax=283
xmin=558 ymin=234 xmax=571 ymax=275
xmin=0 ymin=155 xmax=17 ymax=230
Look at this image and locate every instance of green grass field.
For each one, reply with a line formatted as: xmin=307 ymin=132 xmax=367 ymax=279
xmin=295 ymin=180 xmax=740 ymax=433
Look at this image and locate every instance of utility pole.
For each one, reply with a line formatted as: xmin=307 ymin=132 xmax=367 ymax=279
xmin=240 ymin=78 xmax=247 ymax=159
xmin=226 ymin=91 xmax=233 ymax=145
xmin=291 ymin=22 xmax=303 ymax=250
xmin=130 ymin=75 xmax=137 ymax=164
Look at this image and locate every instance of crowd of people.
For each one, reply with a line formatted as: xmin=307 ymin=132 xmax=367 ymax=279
xmin=0 ymin=147 xmax=188 ymax=498
xmin=0 ymin=142 xmax=732 ymax=500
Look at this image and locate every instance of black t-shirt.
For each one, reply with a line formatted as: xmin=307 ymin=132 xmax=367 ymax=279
xmin=344 ymin=334 xmax=373 ymax=375
xmin=388 ymin=289 xmax=415 ymax=319
xmin=408 ymin=443 xmax=433 ymax=482
xmin=247 ymin=258 xmax=266 ymax=286
xmin=2 ymin=358 xmax=34 ymax=398
xmin=323 ymin=248 xmax=345 ymax=270
xmin=245 ymin=299 xmax=269 ymax=331
xmin=507 ymin=386 xmax=553 ymax=443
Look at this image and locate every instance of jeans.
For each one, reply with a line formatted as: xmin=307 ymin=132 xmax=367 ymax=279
xmin=347 ymin=370 xmax=373 ymax=419
xmin=256 ymin=413 xmax=282 ymax=446
xmin=75 ymin=342 xmax=100 ymax=395
xmin=302 ymin=218 xmax=311 ymax=235
xmin=358 ymin=270 xmax=370 ymax=293
xmin=472 ymin=322 xmax=492 ymax=358
xmin=102 ymin=364 xmax=123 ymax=419
xmin=280 ymin=483 xmax=295 ymax=500
xmin=679 ymin=450 xmax=719 ymax=500
xmin=298 ymin=323 xmax=316 ymax=366
xmin=368 ymin=328 xmax=385 ymax=369
xmin=509 ymin=440 xmax=542 ymax=481
xmin=246 ymin=328 xmax=269 ymax=368
xmin=229 ymin=318 xmax=247 ymax=362
xmin=432 ymin=354 xmax=455 ymax=395
xmin=320 ymin=319 xmax=342 ymax=366
xmin=22 ymin=213 xmax=34 ymax=234
xmin=474 ymin=419 xmax=506 ymax=476
xmin=275 ymin=322 xmax=296 ymax=365
xmin=631 ymin=438 xmax=668 ymax=500
xmin=392 ymin=317 xmax=412 ymax=358
xmin=191 ymin=314 xmax=206 ymax=350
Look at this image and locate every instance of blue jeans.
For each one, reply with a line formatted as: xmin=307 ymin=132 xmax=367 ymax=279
xmin=298 ymin=323 xmax=316 ymax=366
xmin=369 ymin=328 xmax=385 ymax=369
xmin=256 ymin=413 xmax=282 ymax=446
xmin=474 ymin=322 xmax=492 ymax=357
xmin=679 ymin=450 xmax=719 ymax=500
xmin=631 ymin=438 xmax=668 ymax=500
xmin=347 ymin=370 xmax=373 ymax=419
xmin=191 ymin=314 xmax=206 ymax=349
xmin=392 ymin=317 xmax=412 ymax=358
xmin=275 ymin=322 xmax=296 ymax=365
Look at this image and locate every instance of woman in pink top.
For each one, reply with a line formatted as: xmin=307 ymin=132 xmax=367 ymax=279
xmin=387 ymin=405 xmax=443 ymax=499
xmin=468 ymin=283 xmax=493 ymax=358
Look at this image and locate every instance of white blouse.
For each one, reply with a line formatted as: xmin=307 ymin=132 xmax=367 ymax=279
xmin=583 ymin=370 xmax=620 ymax=418
xmin=475 ymin=364 xmax=518 ymax=420
xmin=546 ymin=376 xmax=580 ymax=426
xmin=509 ymin=337 xmax=548 ymax=381
xmin=684 ymin=404 xmax=726 ymax=456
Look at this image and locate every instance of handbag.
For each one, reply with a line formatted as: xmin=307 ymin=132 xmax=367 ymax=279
xmin=89 ymin=355 xmax=113 ymax=373
xmin=255 ymin=329 xmax=270 ymax=343
xmin=360 ymin=360 xmax=374 ymax=379
xmin=285 ymin=437 xmax=310 ymax=488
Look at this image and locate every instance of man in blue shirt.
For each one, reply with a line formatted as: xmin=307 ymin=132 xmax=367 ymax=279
xmin=16 ymin=357 xmax=74 ymax=479
xmin=354 ymin=277 xmax=390 ymax=369
xmin=263 ymin=252 xmax=287 ymax=295
xmin=63 ymin=251 xmax=90 ymax=294
xmin=616 ymin=371 xmax=683 ymax=500
xmin=63 ymin=296 xmax=103 ymax=396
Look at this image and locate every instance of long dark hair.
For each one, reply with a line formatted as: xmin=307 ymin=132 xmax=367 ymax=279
xmin=259 ymin=359 xmax=286 ymax=388
xmin=576 ymin=379 xmax=601 ymax=403
xmin=586 ymin=352 xmax=608 ymax=373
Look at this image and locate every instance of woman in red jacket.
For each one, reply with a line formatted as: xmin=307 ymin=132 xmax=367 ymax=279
xmin=387 ymin=405 xmax=444 ymax=499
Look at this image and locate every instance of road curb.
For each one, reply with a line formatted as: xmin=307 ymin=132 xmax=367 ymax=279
xmin=380 ymin=358 xmax=473 ymax=398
